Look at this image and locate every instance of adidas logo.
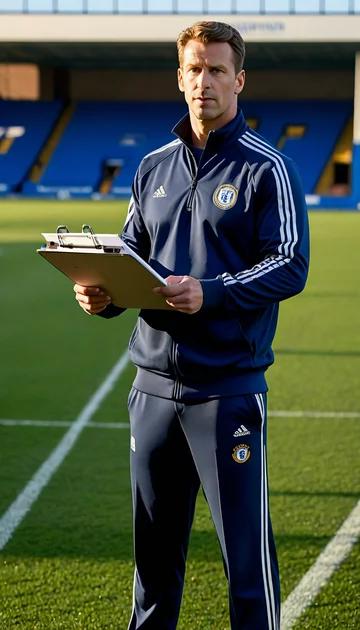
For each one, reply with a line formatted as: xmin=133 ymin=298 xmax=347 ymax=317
xmin=233 ymin=425 xmax=250 ymax=437
xmin=153 ymin=185 xmax=167 ymax=198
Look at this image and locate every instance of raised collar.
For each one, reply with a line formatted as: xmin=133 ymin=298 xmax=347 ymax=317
xmin=172 ymin=108 xmax=247 ymax=150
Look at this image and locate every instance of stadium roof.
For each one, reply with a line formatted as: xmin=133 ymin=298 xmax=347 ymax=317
xmin=0 ymin=41 xmax=358 ymax=71
xmin=0 ymin=14 xmax=359 ymax=70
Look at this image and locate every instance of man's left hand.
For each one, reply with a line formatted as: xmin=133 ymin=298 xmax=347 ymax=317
xmin=153 ymin=275 xmax=203 ymax=314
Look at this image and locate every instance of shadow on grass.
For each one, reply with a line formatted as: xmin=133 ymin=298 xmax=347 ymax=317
xmin=2 ymin=525 xmax=331 ymax=563
xmin=270 ymin=489 xmax=360 ymax=499
xmin=274 ymin=532 xmax=330 ymax=550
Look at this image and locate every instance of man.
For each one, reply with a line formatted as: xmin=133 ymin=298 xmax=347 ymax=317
xmin=74 ymin=21 xmax=309 ymax=630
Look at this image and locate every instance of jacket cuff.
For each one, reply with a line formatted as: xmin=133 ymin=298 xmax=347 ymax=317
xmin=200 ymin=277 xmax=226 ymax=310
xmin=97 ymin=303 xmax=125 ymax=319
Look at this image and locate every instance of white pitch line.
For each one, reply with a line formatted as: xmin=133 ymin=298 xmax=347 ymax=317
xmin=1 ymin=410 xmax=359 ymax=430
xmin=0 ymin=419 xmax=130 ymax=429
xmin=270 ymin=410 xmax=360 ymax=419
xmin=0 ymin=351 xmax=129 ymax=551
xmin=1 ymin=401 xmax=359 ymax=625
xmin=89 ymin=422 xmax=129 ymax=429
xmin=0 ymin=419 xmax=75 ymax=428
xmin=281 ymin=498 xmax=360 ymax=629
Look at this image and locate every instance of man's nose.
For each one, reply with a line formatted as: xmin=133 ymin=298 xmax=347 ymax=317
xmin=196 ymin=69 xmax=211 ymax=90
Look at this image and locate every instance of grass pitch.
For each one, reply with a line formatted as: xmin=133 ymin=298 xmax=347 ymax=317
xmin=0 ymin=200 xmax=359 ymax=629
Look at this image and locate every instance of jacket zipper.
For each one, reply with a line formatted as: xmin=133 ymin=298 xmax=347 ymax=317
xmin=171 ymin=340 xmax=182 ymax=399
xmin=186 ymin=178 xmax=197 ymax=210
xmin=186 ymin=149 xmax=199 ymax=211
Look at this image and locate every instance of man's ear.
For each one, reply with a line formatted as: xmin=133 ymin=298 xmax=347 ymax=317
xmin=235 ymin=69 xmax=246 ymax=95
xmin=177 ymin=67 xmax=185 ymax=93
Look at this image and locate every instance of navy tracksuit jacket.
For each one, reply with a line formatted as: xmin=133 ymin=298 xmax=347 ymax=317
xmin=101 ymin=108 xmax=309 ymax=629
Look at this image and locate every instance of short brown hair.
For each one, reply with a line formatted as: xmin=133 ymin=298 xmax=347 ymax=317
xmin=177 ymin=21 xmax=245 ymax=74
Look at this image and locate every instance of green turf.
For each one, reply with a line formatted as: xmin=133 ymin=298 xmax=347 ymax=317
xmin=0 ymin=199 xmax=124 ymax=243
xmin=0 ymin=200 xmax=137 ymax=421
xmin=0 ymin=426 xmax=66 ymax=516
xmin=268 ymin=212 xmax=360 ymax=412
xmin=0 ymin=201 xmax=359 ymax=629
xmin=296 ymin=541 xmax=360 ymax=629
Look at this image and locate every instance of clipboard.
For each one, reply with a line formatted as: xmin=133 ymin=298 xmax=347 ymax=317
xmin=37 ymin=225 xmax=170 ymax=310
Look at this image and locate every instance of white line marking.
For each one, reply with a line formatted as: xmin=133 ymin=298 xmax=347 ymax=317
xmin=270 ymin=410 xmax=360 ymax=419
xmin=0 ymin=351 xmax=129 ymax=551
xmin=1 ymin=410 xmax=359 ymax=430
xmin=0 ymin=400 xmax=359 ymax=625
xmin=281 ymin=498 xmax=360 ymax=629
xmin=0 ymin=419 xmax=129 ymax=429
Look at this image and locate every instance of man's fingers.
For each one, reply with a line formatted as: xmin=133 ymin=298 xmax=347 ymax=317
xmin=75 ymin=292 xmax=111 ymax=306
xmin=154 ymin=276 xmax=203 ymax=314
xmin=165 ymin=294 xmax=191 ymax=306
xmin=153 ymin=276 xmax=187 ymax=297
xmin=153 ymin=282 xmax=187 ymax=298
xmin=155 ymin=286 xmax=184 ymax=298
xmin=76 ymin=298 xmax=110 ymax=315
xmin=84 ymin=304 xmax=109 ymax=315
xmin=164 ymin=275 xmax=184 ymax=285
xmin=73 ymin=283 xmax=111 ymax=315
xmin=73 ymin=284 xmax=107 ymax=297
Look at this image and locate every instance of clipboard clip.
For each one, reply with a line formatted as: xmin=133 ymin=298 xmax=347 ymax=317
xmin=55 ymin=224 xmax=102 ymax=249
xmin=56 ymin=225 xmax=69 ymax=248
xmin=81 ymin=224 xmax=101 ymax=249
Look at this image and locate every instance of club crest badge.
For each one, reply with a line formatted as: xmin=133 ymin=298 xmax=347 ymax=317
xmin=232 ymin=444 xmax=251 ymax=464
xmin=213 ymin=183 xmax=238 ymax=210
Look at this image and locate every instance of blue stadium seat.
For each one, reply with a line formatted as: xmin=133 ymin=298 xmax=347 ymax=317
xmin=0 ymin=99 xmax=353 ymax=197
xmin=241 ymin=100 xmax=352 ymax=192
xmin=39 ymin=101 xmax=187 ymax=196
xmin=0 ymin=100 xmax=63 ymax=194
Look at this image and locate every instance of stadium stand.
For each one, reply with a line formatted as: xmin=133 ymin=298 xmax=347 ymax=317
xmin=0 ymin=100 xmax=63 ymax=195
xmin=1 ymin=99 xmax=352 ymax=200
xmin=241 ymin=100 xmax=353 ymax=193
xmin=29 ymin=101 xmax=186 ymax=198
xmin=0 ymin=3 xmax=359 ymax=207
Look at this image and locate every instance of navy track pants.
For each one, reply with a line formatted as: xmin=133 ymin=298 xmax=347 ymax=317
xmin=127 ymin=388 xmax=280 ymax=630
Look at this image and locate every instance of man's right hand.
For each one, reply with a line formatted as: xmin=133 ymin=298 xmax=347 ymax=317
xmin=73 ymin=284 xmax=111 ymax=315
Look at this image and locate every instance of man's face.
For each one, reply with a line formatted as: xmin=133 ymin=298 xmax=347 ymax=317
xmin=177 ymin=39 xmax=245 ymax=130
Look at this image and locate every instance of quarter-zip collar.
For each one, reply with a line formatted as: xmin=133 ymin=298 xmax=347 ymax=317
xmin=172 ymin=107 xmax=248 ymax=152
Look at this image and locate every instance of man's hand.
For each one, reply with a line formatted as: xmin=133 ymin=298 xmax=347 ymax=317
xmin=73 ymin=284 xmax=111 ymax=315
xmin=153 ymin=275 xmax=203 ymax=314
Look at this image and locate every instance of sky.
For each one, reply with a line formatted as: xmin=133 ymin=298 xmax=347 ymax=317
xmin=0 ymin=1 xmax=358 ymax=14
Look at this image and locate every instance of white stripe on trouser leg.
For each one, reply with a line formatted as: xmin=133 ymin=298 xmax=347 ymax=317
xmin=259 ymin=393 xmax=277 ymax=629
xmin=255 ymin=393 xmax=277 ymax=630
xmin=255 ymin=393 xmax=272 ymax=629
xmin=256 ymin=394 xmax=273 ymax=630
